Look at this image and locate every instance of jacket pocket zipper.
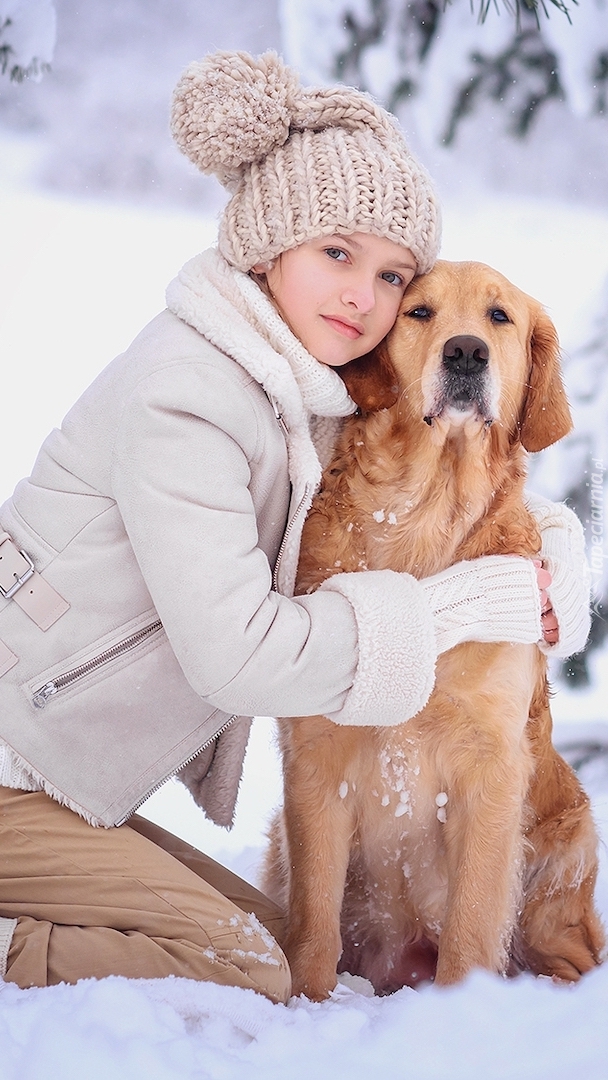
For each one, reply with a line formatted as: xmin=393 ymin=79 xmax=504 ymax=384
xmin=32 ymin=619 xmax=163 ymax=708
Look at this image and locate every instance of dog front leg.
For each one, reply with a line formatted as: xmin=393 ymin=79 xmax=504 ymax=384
xmin=280 ymin=717 xmax=356 ymax=1001
xmin=436 ymin=748 xmax=529 ymax=985
xmin=429 ymin=646 xmax=536 ymax=984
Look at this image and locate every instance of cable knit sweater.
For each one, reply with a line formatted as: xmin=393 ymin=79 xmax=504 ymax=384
xmin=0 ymin=249 xmax=591 ymax=826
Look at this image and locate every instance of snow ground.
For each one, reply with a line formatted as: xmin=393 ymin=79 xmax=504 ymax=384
xmin=2 ymin=164 xmax=608 ymax=1077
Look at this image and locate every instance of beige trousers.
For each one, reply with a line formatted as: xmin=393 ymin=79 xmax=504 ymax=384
xmin=0 ymin=786 xmax=290 ymax=1003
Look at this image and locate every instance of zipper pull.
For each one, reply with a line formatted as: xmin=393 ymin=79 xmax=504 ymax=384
xmin=33 ymin=681 xmax=58 ymax=709
xmin=270 ymin=396 xmax=289 ymax=438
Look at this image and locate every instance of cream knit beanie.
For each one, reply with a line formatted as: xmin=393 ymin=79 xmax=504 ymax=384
xmin=171 ymin=50 xmax=441 ymax=275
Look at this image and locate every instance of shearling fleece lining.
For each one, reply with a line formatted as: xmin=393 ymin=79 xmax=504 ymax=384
xmin=319 ymin=570 xmax=437 ymax=727
xmin=178 ymin=717 xmax=252 ymax=829
xmin=0 ymin=917 xmax=18 ymax=978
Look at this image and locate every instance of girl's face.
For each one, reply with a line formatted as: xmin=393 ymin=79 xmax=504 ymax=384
xmin=255 ymin=232 xmax=417 ymax=367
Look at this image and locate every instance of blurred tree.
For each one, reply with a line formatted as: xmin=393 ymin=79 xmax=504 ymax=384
xmin=0 ymin=0 xmax=281 ymax=208
xmin=440 ymin=18 xmax=565 ymax=143
xmin=0 ymin=0 xmax=56 ymax=81
xmin=528 ymin=286 xmax=608 ymax=685
xmin=281 ymin=0 xmax=607 ymax=143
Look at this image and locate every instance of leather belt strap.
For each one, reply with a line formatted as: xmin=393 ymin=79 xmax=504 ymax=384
xmin=0 ymin=532 xmax=70 ymax=631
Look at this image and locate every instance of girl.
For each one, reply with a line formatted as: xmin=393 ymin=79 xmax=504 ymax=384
xmin=0 ymin=51 xmax=588 ymax=1003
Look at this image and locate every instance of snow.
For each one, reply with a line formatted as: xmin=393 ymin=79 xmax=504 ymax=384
xmin=279 ymin=0 xmax=348 ymax=87
xmin=1 ymin=966 xmax=608 ymax=1080
xmin=542 ymin=0 xmax=608 ymax=117
xmin=0 ymin=173 xmax=221 ymax=493
xmin=2 ymin=142 xmax=608 ymax=1077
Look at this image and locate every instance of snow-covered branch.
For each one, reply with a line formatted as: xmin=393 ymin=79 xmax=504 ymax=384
xmin=0 ymin=0 xmax=56 ymax=82
xmin=280 ymin=0 xmax=608 ymax=141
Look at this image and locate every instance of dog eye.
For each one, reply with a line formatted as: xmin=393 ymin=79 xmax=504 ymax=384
xmin=489 ymin=308 xmax=510 ymax=324
xmin=406 ymin=306 xmax=433 ymax=319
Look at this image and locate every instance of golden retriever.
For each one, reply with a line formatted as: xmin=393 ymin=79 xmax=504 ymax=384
xmin=263 ymin=260 xmax=605 ymax=999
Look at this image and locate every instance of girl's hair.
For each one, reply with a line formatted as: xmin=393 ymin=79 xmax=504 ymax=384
xmin=171 ymin=50 xmax=441 ymax=276
xmin=248 ymin=269 xmax=273 ymax=302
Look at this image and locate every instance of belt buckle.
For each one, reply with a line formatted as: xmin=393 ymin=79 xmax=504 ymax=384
xmin=0 ymin=542 xmax=35 ymax=599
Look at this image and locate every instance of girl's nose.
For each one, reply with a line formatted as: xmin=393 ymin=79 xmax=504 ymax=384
xmin=342 ymin=278 xmax=376 ymax=313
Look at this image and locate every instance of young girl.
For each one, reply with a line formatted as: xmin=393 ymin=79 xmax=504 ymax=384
xmin=0 ymin=51 xmax=588 ymax=1003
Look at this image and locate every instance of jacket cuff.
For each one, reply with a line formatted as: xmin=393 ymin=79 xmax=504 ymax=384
xmin=318 ymin=570 xmax=437 ymax=727
xmin=526 ymin=492 xmax=591 ymax=658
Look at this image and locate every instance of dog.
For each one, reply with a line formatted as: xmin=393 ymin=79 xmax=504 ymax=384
xmin=262 ymin=260 xmax=605 ymax=1000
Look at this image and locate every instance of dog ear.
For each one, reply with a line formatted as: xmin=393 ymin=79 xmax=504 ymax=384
xmin=519 ymin=308 xmax=572 ymax=452
xmin=336 ymin=340 xmax=399 ymax=413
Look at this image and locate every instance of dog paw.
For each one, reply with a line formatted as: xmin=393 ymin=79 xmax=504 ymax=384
xmin=520 ymin=924 xmax=604 ymax=982
xmin=291 ymin=976 xmax=337 ymax=1002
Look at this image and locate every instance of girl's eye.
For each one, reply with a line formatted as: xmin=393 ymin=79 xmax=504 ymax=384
xmin=325 ymin=247 xmax=348 ymax=262
xmin=489 ymin=308 xmax=510 ymax=324
xmin=381 ymin=271 xmax=404 ymax=287
xmin=406 ymin=306 xmax=433 ymax=319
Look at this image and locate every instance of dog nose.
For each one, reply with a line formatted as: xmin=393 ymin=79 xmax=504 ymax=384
xmin=443 ymin=335 xmax=489 ymax=375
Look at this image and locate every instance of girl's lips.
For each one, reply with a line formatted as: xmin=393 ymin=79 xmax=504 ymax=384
xmin=321 ymin=315 xmax=364 ymax=340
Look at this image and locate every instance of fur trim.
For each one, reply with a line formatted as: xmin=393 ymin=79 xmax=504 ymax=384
xmin=0 ymin=917 xmax=18 ymax=979
xmin=319 ymin=569 xmax=437 ymax=726
xmin=0 ymin=742 xmax=107 ymax=825
xmin=177 ymin=717 xmax=252 ymax=829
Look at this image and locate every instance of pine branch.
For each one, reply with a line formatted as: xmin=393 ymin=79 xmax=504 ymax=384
xmin=334 ymin=0 xmax=387 ymax=83
xmin=442 ymin=26 xmax=564 ymax=143
xmin=593 ymin=50 xmax=608 ymax=114
xmin=332 ymin=0 xmax=593 ymax=139
xmin=0 ymin=9 xmax=54 ymax=82
xmin=449 ymin=0 xmax=577 ymax=26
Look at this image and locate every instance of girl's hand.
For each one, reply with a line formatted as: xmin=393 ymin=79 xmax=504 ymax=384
xmin=534 ymin=559 xmax=559 ymax=645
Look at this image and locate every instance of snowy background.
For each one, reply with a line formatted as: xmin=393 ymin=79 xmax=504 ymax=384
xmin=2 ymin=1 xmax=608 ymax=1076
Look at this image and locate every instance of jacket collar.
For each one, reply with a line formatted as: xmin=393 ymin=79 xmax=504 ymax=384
xmin=166 ymin=248 xmax=355 ymax=423
xmin=166 ymin=249 xmax=356 ymax=595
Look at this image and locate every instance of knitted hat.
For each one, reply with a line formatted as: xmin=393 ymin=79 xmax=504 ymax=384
xmin=171 ymin=50 xmax=441 ymax=275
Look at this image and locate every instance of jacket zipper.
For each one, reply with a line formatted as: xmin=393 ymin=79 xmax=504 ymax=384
xmin=114 ymin=712 xmax=240 ymax=826
xmin=268 ymin=393 xmax=312 ymax=591
xmin=32 ymin=619 xmax=163 ymax=708
xmin=270 ymin=396 xmax=289 ymax=439
xmin=272 ymin=483 xmax=313 ymax=592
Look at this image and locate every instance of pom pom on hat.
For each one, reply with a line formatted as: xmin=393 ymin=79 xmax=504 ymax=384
xmin=171 ymin=50 xmax=299 ymax=185
xmin=171 ymin=50 xmax=441 ymax=274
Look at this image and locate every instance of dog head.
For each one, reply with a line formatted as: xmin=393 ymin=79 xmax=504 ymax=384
xmin=338 ymin=261 xmax=572 ymax=453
